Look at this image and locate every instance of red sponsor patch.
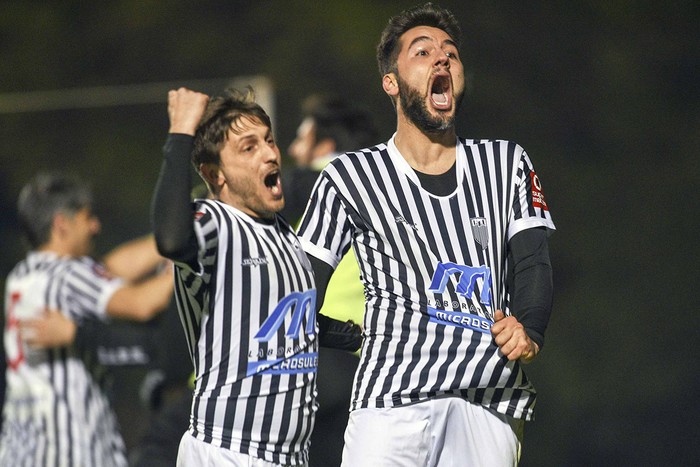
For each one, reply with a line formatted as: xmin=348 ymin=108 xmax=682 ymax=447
xmin=530 ymin=172 xmax=548 ymax=210
xmin=194 ymin=211 xmax=205 ymax=220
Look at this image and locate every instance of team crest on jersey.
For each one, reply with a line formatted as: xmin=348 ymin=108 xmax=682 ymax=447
xmin=530 ymin=172 xmax=548 ymax=210
xmin=291 ymin=238 xmax=313 ymax=271
xmin=470 ymin=218 xmax=489 ymax=250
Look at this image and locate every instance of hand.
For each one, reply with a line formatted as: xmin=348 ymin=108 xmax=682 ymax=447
xmin=490 ymin=309 xmax=539 ymax=363
xmin=317 ymin=314 xmax=363 ymax=352
xmin=20 ymin=308 xmax=77 ymax=349
xmin=168 ymin=87 xmax=210 ymax=136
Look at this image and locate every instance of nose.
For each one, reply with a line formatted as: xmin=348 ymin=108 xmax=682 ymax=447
xmin=434 ymin=49 xmax=450 ymax=68
xmin=263 ymin=142 xmax=280 ymax=163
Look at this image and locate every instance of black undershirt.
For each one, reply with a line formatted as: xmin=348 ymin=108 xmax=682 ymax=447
xmin=414 ymin=161 xmax=457 ymax=196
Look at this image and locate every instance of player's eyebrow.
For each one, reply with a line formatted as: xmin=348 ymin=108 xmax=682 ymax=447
xmin=407 ymin=35 xmax=458 ymax=51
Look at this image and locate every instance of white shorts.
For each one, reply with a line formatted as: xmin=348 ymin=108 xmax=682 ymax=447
xmin=341 ymin=396 xmax=523 ymax=467
xmin=176 ymin=432 xmax=308 ymax=467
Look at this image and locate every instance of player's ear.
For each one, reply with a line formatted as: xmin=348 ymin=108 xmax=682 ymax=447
xmin=52 ymin=212 xmax=71 ymax=238
xmin=199 ymin=163 xmax=223 ymax=190
xmin=382 ymin=73 xmax=399 ymax=97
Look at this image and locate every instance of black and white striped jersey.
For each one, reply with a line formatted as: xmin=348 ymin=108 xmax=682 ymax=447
xmin=297 ymin=136 xmax=555 ymax=421
xmin=1 ymin=252 xmax=127 ymax=467
xmin=173 ymin=199 xmax=318 ymax=465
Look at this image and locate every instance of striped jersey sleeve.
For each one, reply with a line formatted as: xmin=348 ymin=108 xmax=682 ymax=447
xmin=173 ymin=199 xmax=318 ymax=465
xmin=1 ymin=252 xmax=127 ymax=467
xmin=297 ymin=137 xmax=555 ymax=421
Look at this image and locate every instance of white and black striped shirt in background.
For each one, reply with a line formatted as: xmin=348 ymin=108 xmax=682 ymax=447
xmin=174 ymin=199 xmax=318 ymax=466
xmin=1 ymin=252 xmax=127 ymax=467
xmin=298 ymin=136 xmax=555 ymax=421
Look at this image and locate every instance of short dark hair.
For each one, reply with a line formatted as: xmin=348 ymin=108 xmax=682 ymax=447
xmin=192 ymin=87 xmax=272 ymax=168
xmin=17 ymin=172 xmax=93 ymax=249
xmin=376 ymin=2 xmax=462 ymax=77
xmin=301 ymin=94 xmax=378 ymax=151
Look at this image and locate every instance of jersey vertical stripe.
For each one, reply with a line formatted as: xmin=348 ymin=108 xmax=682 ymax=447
xmin=173 ymin=199 xmax=317 ymax=465
xmin=1 ymin=252 xmax=127 ymax=467
xmin=298 ymin=137 xmax=555 ymax=421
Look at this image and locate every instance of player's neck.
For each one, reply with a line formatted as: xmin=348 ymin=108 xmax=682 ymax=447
xmin=38 ymin=241 xmax=78 ymax=257
xmin=394 ymin=118 xmax=456 ymax=175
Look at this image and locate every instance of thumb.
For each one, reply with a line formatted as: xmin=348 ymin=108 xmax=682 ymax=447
xmin=494 ymin=309 xmax=505 ymax=322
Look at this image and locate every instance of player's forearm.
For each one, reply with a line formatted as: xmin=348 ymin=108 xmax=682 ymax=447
xmin=309 ymin=255 xmax=333 ymax=312
xmin=103 ymin=235 xmax=164 ymax=281
xmin=308 ymin=254 xmax=363 ymax=351
xmin=151 ymin=134 xmax=198 ymax=264
xmin=508 ymin=228 xmax=553 ymax=349
xmin=107 ymin=270 xmax=174 ymax=322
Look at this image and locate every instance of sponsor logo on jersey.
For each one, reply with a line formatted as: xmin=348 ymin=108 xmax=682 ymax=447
xmin=247 ymin=290 xmax=318 ymax=376
xmin=530 ymin=172 xmax=548 ymax=210
xmin=426 ymin=308 xmax=491 ymax=333
xmin=254 ymin=290 xmax=316 ymax=342
xmin=426 ymin=261 xmax=493 ymax=333
xmin=242 ymin=257 xmax=269 ymax=267
xmin=395 ymin=215 xmax=419 ymax=231
xmin=247 ymin=352 xmax=318 ymax=376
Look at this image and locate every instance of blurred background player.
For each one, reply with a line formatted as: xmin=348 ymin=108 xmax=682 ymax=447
xmin=1 ymin=171 xmax=174 ymax=467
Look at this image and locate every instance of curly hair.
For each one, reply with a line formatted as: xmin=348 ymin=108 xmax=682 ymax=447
xmin=376 ymin=2 xmax=462 ymax=77
xmin=191 ymin=87 xmax=272 ymax=168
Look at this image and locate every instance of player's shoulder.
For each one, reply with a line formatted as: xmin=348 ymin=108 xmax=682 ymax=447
xmin=458 ymin=137 xmax=529 ymax=159
xmin=323 ymin=143 xmax=389 ymax=179
xmin=192 ymin=198 xmax=228 ymax=222
xmin=459 ymin=136 xmax=525 ymax=150
xmin=334 ymin=142 xmax=388 ymax=163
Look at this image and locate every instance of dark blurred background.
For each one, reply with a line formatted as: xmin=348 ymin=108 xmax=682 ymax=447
xmin=1 ymin=1 xmax=698 ymax=466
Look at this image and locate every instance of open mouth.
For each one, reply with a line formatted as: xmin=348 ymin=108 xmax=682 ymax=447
xmin=264 ymin=170 xmax=282 ymax=196
xmin=430 ymin=74 xmax=452 ymax=110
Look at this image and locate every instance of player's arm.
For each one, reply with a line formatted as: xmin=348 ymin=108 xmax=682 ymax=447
xmin=103 ymin=234 xmax=166 ymax=282
xmin=152 ymin=88 xmax=209 ymax=267
xmin=21 ymin=308 xmax=155 ymax=366
xmin=106 ymin=266 xmax=174 ymax=322
xmin=310 ymin=255 xmax=363 ymax=352
xmin=20 ymin=308 xmax=77 ymax=348
xmin=491 ymin=227 xmax=553 ymax=363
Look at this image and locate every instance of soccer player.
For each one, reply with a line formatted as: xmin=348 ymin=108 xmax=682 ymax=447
xmin=1 ymin=173 xmax=174 ymax=467
xmin=296 ymin=3 xmax=556 ymax=465
xmin=151 ymin=87 xmax=359 ymax=466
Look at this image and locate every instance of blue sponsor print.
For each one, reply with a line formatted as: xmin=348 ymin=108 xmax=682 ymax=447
xmin=427 ymin=307 xmax=492 ymax=334
xmin=428 ymin=262 xmax=492 ymax=307
xmin=254 ymin=290 xmax=317 ymax=342
xmin=246 ymin=352 xmax=318 ymax=376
